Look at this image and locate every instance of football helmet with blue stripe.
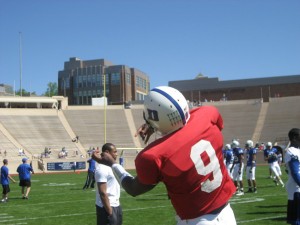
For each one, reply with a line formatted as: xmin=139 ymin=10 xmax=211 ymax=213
xmin=143 ymin=86 xmax=190 ymax=135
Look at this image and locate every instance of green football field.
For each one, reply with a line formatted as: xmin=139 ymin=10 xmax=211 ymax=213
xmin=0 ymin=166 xmax=288 ymax=225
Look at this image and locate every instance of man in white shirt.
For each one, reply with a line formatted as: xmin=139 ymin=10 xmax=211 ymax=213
xmin=95 ymin=143 xmax=122 ymax=225
xmin=285 ymin=128 xmax=300 ymax=225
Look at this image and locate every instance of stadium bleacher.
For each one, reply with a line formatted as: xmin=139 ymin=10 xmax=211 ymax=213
xmin=0 ymin=96 xmax=299 ymax=172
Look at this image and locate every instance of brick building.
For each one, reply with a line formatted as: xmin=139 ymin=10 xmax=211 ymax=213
xmin=169 ymin=75 xmax=300 ymax=103
xmin=58 ymin=57 xmax=150 ymax=105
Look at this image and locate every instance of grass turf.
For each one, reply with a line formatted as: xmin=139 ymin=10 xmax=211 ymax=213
xmin=0 ymin=166 xmax=288 ymax=225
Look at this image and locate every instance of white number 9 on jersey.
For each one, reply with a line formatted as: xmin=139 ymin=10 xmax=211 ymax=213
xmin=190 ymin=140 xmax=222 ymax=193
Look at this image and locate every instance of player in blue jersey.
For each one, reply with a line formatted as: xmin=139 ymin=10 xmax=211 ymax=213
xmin=1 ymin=159 xmax=16 ymax=203
xmin=224 ymin=144 xmax=234 ymax=179
xmin=231 ymin=140 xmax=245 ymax=195
xmin=17 ymin=158 xmax=34 ymax=199
xmin=285 ymin=128 xmax=300 ymax=225
xmin=264 ymin=142 xmax=284 ymax=187
xmin=263 ymin=143 xmax=273 ymax=178
xmin=245 ymin=140 xmax=257 ymax=193
xmin=83 ymin=157 xmax=96 ymax=190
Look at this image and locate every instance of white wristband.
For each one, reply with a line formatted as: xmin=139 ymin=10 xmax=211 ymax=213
xmin=112 ymin=164 xmax=133 ymax=184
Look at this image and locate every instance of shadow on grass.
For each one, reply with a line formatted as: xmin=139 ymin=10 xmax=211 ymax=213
xmin=246 ymin=211 xmax=286 ymax=215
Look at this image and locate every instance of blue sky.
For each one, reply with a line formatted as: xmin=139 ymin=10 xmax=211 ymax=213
xmin=0 ymin=0 xmax=299 ymax=95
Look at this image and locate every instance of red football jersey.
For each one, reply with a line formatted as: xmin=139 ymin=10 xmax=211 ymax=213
xmin=135 ymin=106 xmax=236 ymax=219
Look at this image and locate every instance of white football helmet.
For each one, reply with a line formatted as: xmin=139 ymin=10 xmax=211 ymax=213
xmin=143 ymin=86 xmax=190 ymax=135
xmin=225 ymin=144 xmax=231 ymax=150
xmin=267 ymin=142 xmax=272 ymax=147
xmin=231 ymin=140 xmax=240 ymax=148
xmin=246 ymin=140 xmax=254 ymax=148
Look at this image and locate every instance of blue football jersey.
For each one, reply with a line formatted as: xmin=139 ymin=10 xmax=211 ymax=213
xmin=265 ymin=148 xmax=278 ymax=163
xmin=233 ymin=147 xmax=244 ymax=163
xmin=246 ymin=147 xmax=257 ymax=166
xmin=225 ymin=149 xmax=234 ymax=164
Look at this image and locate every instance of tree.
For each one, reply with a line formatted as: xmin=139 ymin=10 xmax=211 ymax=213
xmin=43 ymin=82 xmax=58 ymax=97
xmin=195 ymin=73 xmax=205 ymax=79
xmin=15 ymin=89 xmax=36 ymax=96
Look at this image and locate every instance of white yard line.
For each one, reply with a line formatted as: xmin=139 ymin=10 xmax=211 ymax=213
xmin=237 ymin=215 xmax=285 ymax=224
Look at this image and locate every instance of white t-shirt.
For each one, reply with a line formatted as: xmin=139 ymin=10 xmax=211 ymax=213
xmin=95 ymin=163 xmax=120 ymax=207
xmin=285 ymin=147 xmax=300 ymax=200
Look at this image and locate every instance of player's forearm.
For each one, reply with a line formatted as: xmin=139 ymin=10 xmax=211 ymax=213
xmin=8 ymin=175 xmax=16 ymax=182
xmin=122 ymin=176 xmax=156 ymax=197
xmin=111 ymin=164 xmax=156 ymax=197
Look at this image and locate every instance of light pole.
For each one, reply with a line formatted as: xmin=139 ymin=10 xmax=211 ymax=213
xmin=19 ymin=32 xmax=23 ymax=97
xmin=102 ymin=65 xmax=107 ymax=143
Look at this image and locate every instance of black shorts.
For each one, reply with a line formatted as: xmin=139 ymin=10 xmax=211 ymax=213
xmin=19 ymin=179 xmax=31 ymax=187
xmin=2 ymin=185 xmax=10 ymax=195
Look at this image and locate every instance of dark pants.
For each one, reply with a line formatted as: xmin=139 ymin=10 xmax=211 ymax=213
xmin=287 ymin=192 xmax=300 ymax=225
xmin=96 ymin=205 xmax=122 ymax=225
xmin=83 ymin=171 xmax=95 ymax=189
xmin=2 ymin=185 xmax=10 ymax=195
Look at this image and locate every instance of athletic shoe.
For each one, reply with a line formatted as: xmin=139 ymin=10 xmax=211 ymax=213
xmin=236 ymin=191 xmax=244 ymax=196
xmin=1 ymin=199 xmax=7 ymax=203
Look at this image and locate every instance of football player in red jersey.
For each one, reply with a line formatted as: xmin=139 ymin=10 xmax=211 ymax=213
xmin=93 ymin=86 xmax=237 ymax=225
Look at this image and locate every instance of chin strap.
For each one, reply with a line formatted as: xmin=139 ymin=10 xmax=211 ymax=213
xmin=112 ymin=164 xmax=133 ymax=185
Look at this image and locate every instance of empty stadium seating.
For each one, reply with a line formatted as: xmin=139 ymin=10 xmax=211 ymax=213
xmin=0 ymin=96 xmax=299 ymax=172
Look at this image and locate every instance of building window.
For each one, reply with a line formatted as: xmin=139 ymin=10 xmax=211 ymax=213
xmin=96 ymin=74 xmax=101 ymax=86
xmin=126 ymin=73 xmax=131 ymax=84
xmin=82 ymin=76 xmax=87 ymax=88
xmin=136 ymin=76 xmax=145 ymax=88
xmin=92 ymin=90 xmax=97 ymax=97
xmin=66 ymin=78 xmax=70 ymax=88
xmin=74 ymin=76 xmax=78 ymax=88
xmin=78 ymin=76 xmax=82 ymax=88
xmin=92 ymin=74 xmax=96 ymax=87
xmin=136 ymin=77 xmax=146 ymax=89
xmin=87 ymin=75 xmax=92 ymax=87
xmin=111 ymin=73 xmax=120 ymax=85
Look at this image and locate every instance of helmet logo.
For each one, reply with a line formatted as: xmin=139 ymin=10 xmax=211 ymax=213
xmin=146 ymin=109 xmax=159 ymax=121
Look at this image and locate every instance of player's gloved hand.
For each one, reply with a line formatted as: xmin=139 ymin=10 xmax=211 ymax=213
xmin=135 ymin=123 xmax=154 ymax=144
xmin=238 ymin=170 xmax=241 ymax=175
